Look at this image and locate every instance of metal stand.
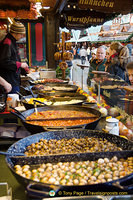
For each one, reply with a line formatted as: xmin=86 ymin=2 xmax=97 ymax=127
xmin=81 ymin=67 xmax=84 ymax=89
xmin=92 ymin=71 xmax=109 ymax=105
xmin=98 ymin=81 xmax=101 ymax=104
xmin=77 ymin=64 xmax=88 ymax=89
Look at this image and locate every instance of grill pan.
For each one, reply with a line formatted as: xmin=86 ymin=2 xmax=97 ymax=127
xmin=10 ymin=106 xmax=101 ymax=134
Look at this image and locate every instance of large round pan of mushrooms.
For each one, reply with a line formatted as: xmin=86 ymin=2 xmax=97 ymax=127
xmin=4 ymin=129 xmax=133 ymax=198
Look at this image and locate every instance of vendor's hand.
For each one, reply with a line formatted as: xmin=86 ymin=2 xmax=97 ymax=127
xmin=4 ymin=82 xmax=12 ymax=93
xmin=21 ymin=62 xmax=30 ymax=73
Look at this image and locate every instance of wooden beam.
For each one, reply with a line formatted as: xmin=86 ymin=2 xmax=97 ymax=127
xmin=57 ymin=0 xmax=67 ymax=14
xmin=0 ymin=0 xmax=30 ymax=10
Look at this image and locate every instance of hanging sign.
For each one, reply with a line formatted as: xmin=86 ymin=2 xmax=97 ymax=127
xmin=78 ymin=0 xmax=132 ymax=14
xmin=64 ymin=10 xmax=115 ymax=28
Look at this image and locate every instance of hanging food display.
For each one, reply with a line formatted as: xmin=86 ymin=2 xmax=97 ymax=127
xmin=59 ymin=61 xmax=68 ymax=70
xmin=63 ymin=51 xmax=73 ymax=60
xmin=54 ymin=32 xmax=72 ymax=79
xmin=65 ymin=42 xmax=72 ymax=50
xmin=54 ymin=52 xmax=62 ymax=61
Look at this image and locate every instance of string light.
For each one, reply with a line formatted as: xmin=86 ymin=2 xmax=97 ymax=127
xmin=43 ymin=6 xmax=50 ymax=9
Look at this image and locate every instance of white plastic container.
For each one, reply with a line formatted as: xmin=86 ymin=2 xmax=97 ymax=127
xmin=6 ymin=94 xmax=19 ymax=111
xmin=105 ymin=117 xmax=119 ymax=136
xmin=39 ymin=70 xmax=56 ymax=79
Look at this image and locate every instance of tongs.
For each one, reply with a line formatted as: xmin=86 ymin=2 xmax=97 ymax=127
xmin=16 ymin=91 xmax=28 ymax=103
xmin=27 ymin=85 xmax=36 ymax=98
xmin=33 ymin=99 xmax=55 ymax=106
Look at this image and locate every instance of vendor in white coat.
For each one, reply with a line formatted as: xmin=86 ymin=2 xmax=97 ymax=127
xmin=79 ymin=46 xmax=88 ymax=64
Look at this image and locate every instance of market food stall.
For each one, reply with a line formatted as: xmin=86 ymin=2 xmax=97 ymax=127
xmin=0 ymin=75 xmax=133 ymax=199
xmin=0 ymin=0 xmax=133 ymax=200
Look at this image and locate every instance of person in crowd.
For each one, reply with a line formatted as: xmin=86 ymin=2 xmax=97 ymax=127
xmin=79 ymin=46 xmax=88 ymax=64
xmin=0 ymin=20 xmax=29 ymax=94
xmin=87 ymin=46 xmax=91 ymax=61
xmin=90 ymin=46 xmax=106 ymax=71
xmin=126 ymin=43 xmax=132 ymax=56
xmin=87 ymin=46 xmax=107 ymax=85
xmin=106 ymin=42 xmax=130 ymax=84
xmin=105 ymin=47 xmax=110 ymax=61
xmin=124 ymin=62 xmax=133 ymax=115
xmin=0 ymin=76 xmax=12 ymax=93
xmin=126 ymin=62 xmax=133 ymax=85
xmin=73 ymin=46 xmax=77 ymax=59
xmin=89 ymin=48 xmax=97 ymax=65
xmin=77 ymin=46 xmax=80 ymax=59
xmin=105 ymin=47 xmax=110 ymax=71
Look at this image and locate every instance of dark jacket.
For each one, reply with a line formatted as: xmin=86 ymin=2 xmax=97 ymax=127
xmin=90 ymin=58 xmax=107 ymax=71
xmin=88 ymin=58 xmax=107 ymax=79
xmin=106 ymin=55 xmax=130 ymax=84
xmin=0 ymin=33 xmax=22 ymax=87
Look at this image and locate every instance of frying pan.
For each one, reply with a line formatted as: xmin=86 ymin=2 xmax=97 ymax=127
xmin=22 ymin=84 xmax=78 ymax=100
xmin=31 ymin=84 xmax=78 ymax=94
xmin=5 ymin=144 xmax=133 ymax=198
xmin=20 ymin=94 xmax=38 ymax=110
xmin=28 ymin=79 xmax=69 ymax=85
xmin=38 ymin=91 xmax=87 ymax=99
xmin=10 ymin=106 xmax=101 ymax=134
xmin=21 ymin=94 xmax=87 ymax=110
xmin=6 ymin=129 xmax=133 ymax=160
xmin=5 ymin=129 xmax=133 ymax=197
